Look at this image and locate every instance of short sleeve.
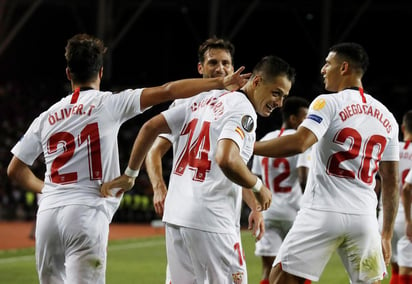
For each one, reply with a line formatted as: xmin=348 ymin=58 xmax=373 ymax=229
xmin=11 ymin=116 xmax=43 ymax=165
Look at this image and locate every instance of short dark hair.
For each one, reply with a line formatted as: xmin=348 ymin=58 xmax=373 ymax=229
xmin=198 ymin=36 xmax=235 ymax=65
xmin=329 ymin=42 xmax=369 ymax=74
xmin=281 ymin=96 xmax=309 ymax=121
xmin=252 ymin=55 xmax=296 ymax=84
xmin=65 ymin=33 xmax=107 ymax=83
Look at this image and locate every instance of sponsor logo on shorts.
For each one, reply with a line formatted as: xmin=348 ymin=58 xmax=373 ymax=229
xmin=232 ymin=272 xmax=244 ymax=284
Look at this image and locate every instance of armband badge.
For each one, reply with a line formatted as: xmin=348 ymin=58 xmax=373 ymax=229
xmin=241 ymin=115 xmax=254 ymax=132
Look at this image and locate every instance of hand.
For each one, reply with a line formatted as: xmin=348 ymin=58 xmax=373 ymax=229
xmin=153 ymin=182 xmax=168 ymax=216
xmin=223 ymin=66 xmax=251 ymax=91
xmin=248 ymin=210 xmax=264 ymax=241
xmin=253 ymin=184 xmax=272 ymax=211
xmin=381 ymin=237 xmax=392 ymax=266
xmin=101 ymin=174 xmax=135 ymax=197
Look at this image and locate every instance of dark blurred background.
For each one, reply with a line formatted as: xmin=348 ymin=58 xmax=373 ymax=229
xmin=0 ymin=0 xmax=411 ymax=223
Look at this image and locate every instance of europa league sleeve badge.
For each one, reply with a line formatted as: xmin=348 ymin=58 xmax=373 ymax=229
xmin=241 ymin=115 xmax=254 ymax=132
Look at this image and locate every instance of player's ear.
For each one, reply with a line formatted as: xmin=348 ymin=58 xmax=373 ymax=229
xmin=340 ymin=61 xmax=349 ymax=74
xmin=99 ymin=67 xmax=104 ymax=79
xmin=66 ymin=67 xmax=72 ymax=80
xmin=197 ymin=62 xmax=203 ymax=75
xmin=252 ymin=75 xmax=262 ymax=87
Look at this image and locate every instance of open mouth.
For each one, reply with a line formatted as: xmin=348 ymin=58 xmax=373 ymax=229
xmin=266 ymin=104 xmax=274 ymax=112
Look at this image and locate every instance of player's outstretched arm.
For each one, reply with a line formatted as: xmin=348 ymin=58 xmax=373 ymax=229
xmin=254 ymin=127 xmax=316 ymax=157
xmin=101 ymin=114 xmax=170 ymax=197
xmin=140 ymin=66 xmax=251 ymax=110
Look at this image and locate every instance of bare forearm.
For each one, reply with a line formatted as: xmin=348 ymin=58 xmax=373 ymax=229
xmin=216 ymin=140 xmax=257 ymax=188
xmin=145 ymin=137 xmax=171 ymax=188
xmin=242 ymin=188 xmax=259 ymax=210
xmin=254 ymin=135 xmax=299 ymax=157
xmin=164 ymin=78 xmax=224 ymax=100
xmin=163 ymin=65 xmax=249 ymax=97
xmin=140 ymin=67 xmax=249 ymax=109
xmin=380 ymin=162 xmax=400 ymax=239
xmin=220 ymin=163 xmax=257 ymax=188
xmin=128 ymin=115 xmax=170 ymax=171
xmin=7 ymin=157 xmax=43 ymax=194
xmin=381 ymin=187 xmax=399 ymax=239
xmin=140 ymin=78 xmax=222 ymax=110
xmin=253 ymin=127 xmax=316 ymax=157
xmin=17 ymin=170 xmax=43 ymax=193
xmin=403 ymin=183 xmax=412 ymax=224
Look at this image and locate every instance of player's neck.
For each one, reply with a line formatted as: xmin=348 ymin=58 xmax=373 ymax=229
xmin=404 ymin=134 xmax=412 ymax=142
xmin=71 ymin=80 xmax=100 ymax=92
xmin=282 ymin=123 xmax=293 ymax=130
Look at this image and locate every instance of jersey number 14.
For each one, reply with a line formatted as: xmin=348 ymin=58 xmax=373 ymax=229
xmin=173 ymin=119 xmax=211 ymax=182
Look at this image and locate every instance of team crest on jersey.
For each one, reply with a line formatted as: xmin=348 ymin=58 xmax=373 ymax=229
xmin=312 ymin=98 xmax=326 ymax=110
xmin=241 ymin=115 xmax=254 ymax=132
xmin=232 ymin=272 xmax=244 ymax=284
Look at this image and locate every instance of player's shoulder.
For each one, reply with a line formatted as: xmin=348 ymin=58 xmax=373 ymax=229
xmin=221 ymin=90 xmax=255 ymax=110
xmin=44 ymin=94 xmax=72 ymax=112
xmin=308 ymin=93 xmax=335 ymax=112
xmin=367 ymin=95 xmax=393 ymax=112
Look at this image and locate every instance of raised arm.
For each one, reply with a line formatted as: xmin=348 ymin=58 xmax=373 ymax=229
xmin=101 ymin=114 xmax=170 ymax=197
xmin=140 ymin=66 xmax=250 ymax=109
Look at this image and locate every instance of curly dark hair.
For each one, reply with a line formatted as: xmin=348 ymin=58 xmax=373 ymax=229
xmin=65 ymin=33 xmax=107 ymax=83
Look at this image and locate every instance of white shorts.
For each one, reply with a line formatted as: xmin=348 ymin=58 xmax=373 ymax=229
xmin=273 ymin=208 xmax=386 ymax=283
xmin=36 ymin=205 xmax=109 ymax=284
xmin=165 ymin=223 xmax=247 ymax=284
xmin=397 ymin=236 xmax=412 ymax=268
xmin=255 ymin=219 xmax=294 ymax=257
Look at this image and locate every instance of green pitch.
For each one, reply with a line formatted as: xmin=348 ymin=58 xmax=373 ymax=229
xmin=0 ymin=230 xmax=391 ymax=283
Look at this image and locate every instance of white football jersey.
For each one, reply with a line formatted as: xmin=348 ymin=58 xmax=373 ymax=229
xmin=385 ymin=140 xmax=412 ymax=217
xmin=11 ymin=88 xmax=147 ymax=221
xmin=161 ymin=89 xmax=257 ymax=234
xmin=300 ymin=88 xmax=399 ymax=214
xmin=252 ymin=128 xmax=311 ymax=221
xmin=404 ymin=156 xmax=412 ymax=219
xmin=404 ymin=157 xmax=412 ymax=184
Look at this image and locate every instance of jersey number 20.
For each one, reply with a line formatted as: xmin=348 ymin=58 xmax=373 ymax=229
xmin=327 ymin=127 xmax=386 ymax=184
